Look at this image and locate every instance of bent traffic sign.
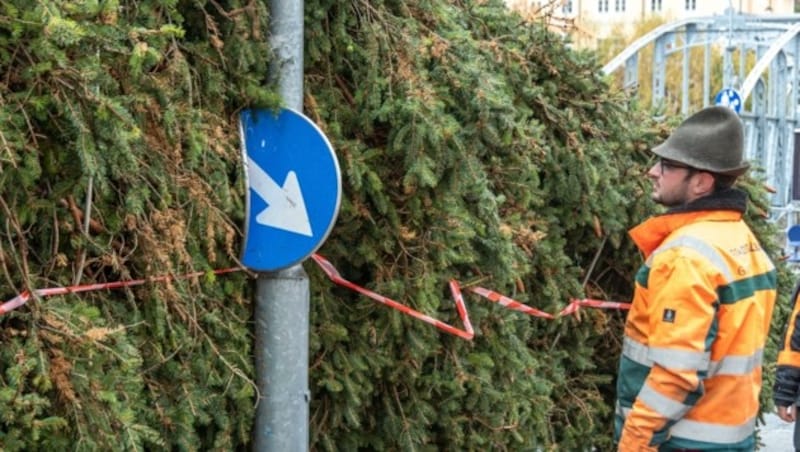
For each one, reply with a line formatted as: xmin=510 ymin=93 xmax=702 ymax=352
xmin=240 ymin=108 xmax=341 ymax=272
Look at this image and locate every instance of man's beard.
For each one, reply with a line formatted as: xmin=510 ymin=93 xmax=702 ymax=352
xmin=651 ymin=189 xmax=688 ymax=208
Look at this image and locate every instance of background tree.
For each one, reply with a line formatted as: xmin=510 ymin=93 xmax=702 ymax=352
xmin=0 ymin=0 xmax=788 ymax=450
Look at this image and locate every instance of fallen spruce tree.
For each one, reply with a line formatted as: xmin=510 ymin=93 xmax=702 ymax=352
xmin=0 ymin=0 xmax=791 ymax=450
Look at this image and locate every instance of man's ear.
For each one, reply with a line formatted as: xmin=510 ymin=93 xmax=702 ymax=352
xmin=691 ymin=171 xmax=716 ymax=197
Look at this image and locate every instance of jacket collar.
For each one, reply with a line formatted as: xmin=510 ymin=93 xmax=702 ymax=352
xmin=628 ymin=188 xmax=748 ymax=258
xmin=663 ymin=187 xmax=748 ymax=215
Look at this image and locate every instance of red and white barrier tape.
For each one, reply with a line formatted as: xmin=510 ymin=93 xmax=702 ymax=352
xmin=559 ymin=298 xmax=632 ymax=317
xmin=312 ymin=253 xmax=476 ymax=339
xmin=1 ymin=253 xmax=630 ymax=340
xmin=311 ymin=254 xmax=629 ymax=339
xmin=0 ymin=268 xmax=241 ymax=315
xmin=469 ymin=286 xmax=555 ymax=319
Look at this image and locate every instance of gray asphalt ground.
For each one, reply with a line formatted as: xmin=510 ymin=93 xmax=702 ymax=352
xmin=761 ymin=411 xmax=795 ymax=451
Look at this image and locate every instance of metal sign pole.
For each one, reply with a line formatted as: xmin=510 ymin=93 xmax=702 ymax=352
xmin=254 ymin=0 xmax=308 ymax=450
xmin=254 ymin=266 xmax=309 ymax=451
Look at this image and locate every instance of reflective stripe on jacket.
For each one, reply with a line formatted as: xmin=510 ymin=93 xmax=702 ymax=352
xmin=615 ymin=195 xmax=777 ymax=451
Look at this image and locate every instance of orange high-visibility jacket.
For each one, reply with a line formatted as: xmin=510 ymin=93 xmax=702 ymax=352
xmin=774 ymin=280 xmax=800 ymax=407
xmin=615 ymin=194 xmax=777 ymax=451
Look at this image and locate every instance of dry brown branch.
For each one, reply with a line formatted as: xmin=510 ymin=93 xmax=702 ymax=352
xmin=62 ymin=196 xmax=106 ymax=234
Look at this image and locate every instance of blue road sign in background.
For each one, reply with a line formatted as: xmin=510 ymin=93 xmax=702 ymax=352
xmin=240 ymin=108 xmax=341 ymax=272
xmin=714 ymin=87 xmax=742 ymax=114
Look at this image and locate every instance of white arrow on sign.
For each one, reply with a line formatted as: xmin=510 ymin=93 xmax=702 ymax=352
xmin=247 ymin=156 xmax=313 ymax=237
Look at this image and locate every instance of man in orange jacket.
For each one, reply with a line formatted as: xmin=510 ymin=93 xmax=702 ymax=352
xmin=615 ymin=106 xmax=778 ymax=451
xmin=774 ymin=279 xmax=800 ymax=451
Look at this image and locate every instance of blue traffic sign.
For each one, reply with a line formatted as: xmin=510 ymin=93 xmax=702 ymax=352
xmin=714 ymin=88 xmax=742 ymax=114
xmin=240 ymin=108 xmax=341 ymax=272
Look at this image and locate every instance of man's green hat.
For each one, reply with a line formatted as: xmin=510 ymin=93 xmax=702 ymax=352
xmin=652 ymin=106 xmax=750 ymax=176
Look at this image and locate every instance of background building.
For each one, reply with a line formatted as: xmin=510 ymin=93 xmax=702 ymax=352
xmin=506 ymin=0 xmax=796 ymax=46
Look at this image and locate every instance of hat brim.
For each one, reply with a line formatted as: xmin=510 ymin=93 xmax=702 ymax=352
xmin=651 ymin=144 xmax=750 ymax=176
xmin=710 ymin=162 xmax=750 ymax=176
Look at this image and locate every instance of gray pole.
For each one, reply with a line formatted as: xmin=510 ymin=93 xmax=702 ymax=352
xmin=254 ymin=1 xmax=309 ymax=451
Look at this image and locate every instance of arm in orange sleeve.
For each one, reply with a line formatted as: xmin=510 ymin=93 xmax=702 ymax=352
xmin=619 ymin=256 xmax=716 ymax=450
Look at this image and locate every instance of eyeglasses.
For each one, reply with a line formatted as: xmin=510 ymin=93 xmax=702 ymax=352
xmin=658 ymin=158 xmax=694 ymax=174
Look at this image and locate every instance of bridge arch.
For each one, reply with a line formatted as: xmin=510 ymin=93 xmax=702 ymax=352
xmin=602 ymin=9 xmax=800 ymax=223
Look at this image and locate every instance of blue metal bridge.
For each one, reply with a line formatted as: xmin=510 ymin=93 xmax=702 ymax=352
xmin=602 ymin=7 xmax=800 ymax=233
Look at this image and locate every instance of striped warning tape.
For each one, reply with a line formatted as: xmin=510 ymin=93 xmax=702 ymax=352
xmin=311 ymin=254 xmax=629 ymax=339
xmin=468 ymin=286 xmax=555 ymax=319
xmin=1 ymin=253 xmax=630 ymax=340
xmin=311 ymin=254 xmax=476 ymax=340
xmin=0 ymin=268 xmax=240 ymax=315
xmin=557 ymin=298 xmax=632 ymax=317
